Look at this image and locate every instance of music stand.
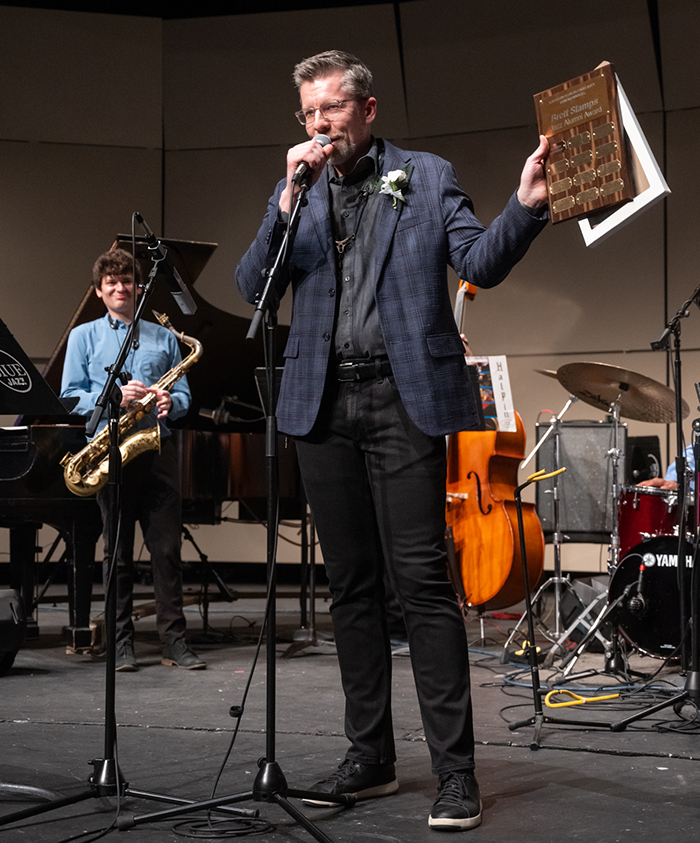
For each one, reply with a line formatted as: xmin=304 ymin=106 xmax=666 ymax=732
xmin=0 ymin=316 xmax=77 ymax=417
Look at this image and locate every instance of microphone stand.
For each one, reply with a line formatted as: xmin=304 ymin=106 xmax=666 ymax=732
xmin=0 ymin=255 xmax=190 ymax=826
xmin=104 ymin=180 xmax=353 ymax=841
xmin=0 ymin=241 xmax=255 ymax=832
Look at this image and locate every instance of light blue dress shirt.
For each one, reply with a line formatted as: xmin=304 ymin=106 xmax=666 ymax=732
xmin=664 ymin=444 xmax=695 ymax=483
xmin=60 ymin=314 xmax=191 ymax=436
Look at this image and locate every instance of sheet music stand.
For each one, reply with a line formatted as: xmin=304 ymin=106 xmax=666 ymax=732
xmin=0 ymin=316 xmax=77 ymax=417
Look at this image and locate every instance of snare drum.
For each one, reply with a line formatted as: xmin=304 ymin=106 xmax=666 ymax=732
xmin=618 ymin=485 xmax=678 ymax=560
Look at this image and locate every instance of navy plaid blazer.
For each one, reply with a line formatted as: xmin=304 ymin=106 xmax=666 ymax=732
xmin=236 ymin=140 xmax=546 ymax=437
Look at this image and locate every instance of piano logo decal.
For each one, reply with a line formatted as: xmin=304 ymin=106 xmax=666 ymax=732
xmin=0 ymin=350 xmax=32 ymax=393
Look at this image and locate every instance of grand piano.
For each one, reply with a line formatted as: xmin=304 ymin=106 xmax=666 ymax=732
xmin=0 ymin=236 xmax=300 ymax=651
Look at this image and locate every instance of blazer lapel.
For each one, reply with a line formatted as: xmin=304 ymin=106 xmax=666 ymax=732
xmin=371 ymin=142 xmax=412 ymax=289
xmin=306 ymin=174 xmax=334 ymax=265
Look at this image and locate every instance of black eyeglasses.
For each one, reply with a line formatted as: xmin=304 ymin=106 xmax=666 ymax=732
xmin=295 ymin=100 xmax=355 ymax=125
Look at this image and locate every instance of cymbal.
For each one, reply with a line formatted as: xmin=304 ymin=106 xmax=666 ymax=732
xmin=542 ymin=362 xmax=689 ymax=424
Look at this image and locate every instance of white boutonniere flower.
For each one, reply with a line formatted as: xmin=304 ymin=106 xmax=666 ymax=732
xmin=379 ymin=165 xmax=412 ymax=209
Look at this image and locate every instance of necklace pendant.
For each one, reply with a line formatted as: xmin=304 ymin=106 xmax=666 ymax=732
xmin=335 ymin=234 xmax=354 ymax=257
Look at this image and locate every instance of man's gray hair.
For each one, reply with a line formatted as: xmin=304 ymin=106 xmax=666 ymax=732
xmin=293 ymin=50 xmax=373 ymax=99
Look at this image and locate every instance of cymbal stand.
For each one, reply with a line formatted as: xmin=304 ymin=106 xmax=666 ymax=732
xmin=606 ymin=396 xmax=624 ymax=571
xmin=503 ymin=396 xmax=579 ymax=659
xmin=181 ymin=525 xmax=236 ymax=640
xmin=552 ymin=394 xmax=634 ymax=678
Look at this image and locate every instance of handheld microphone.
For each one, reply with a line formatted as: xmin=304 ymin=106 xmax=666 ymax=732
xmin=627 ymin=563 xmax=647 ymax=616
xmin=292 ymin=134 xmax=332 ymax=183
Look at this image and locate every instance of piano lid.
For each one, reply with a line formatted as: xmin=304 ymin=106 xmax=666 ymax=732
xmin=34 ymin=234 xmax=288 ymax=433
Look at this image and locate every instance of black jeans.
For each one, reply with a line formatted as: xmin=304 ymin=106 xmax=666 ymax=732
xmin=98 ymin=436 xmax=186 ymax=646
xmin=295 ymin=375 xmax=475 ymax=774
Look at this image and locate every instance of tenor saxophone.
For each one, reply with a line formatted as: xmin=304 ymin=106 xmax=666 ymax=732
xmin=60 ymin=311 xmax=202 ymax=497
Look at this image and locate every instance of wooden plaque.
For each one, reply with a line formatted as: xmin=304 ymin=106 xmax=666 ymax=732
xmin=534 ymin=62 xmax=635 ymax=224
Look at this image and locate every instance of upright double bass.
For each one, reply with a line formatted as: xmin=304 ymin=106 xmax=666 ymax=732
xmin=445 ymin=282 xmax=544 ymax=611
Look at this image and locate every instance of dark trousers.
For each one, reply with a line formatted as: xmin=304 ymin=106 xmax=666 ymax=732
xmin=98 ymin=436 xmax=186 ymax=646
xmin=295 ymin=375 xmax=475 ymax=774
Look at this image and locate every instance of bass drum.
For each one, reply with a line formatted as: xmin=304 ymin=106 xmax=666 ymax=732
xmin=608 ymin=536 xmax=693 ymax=659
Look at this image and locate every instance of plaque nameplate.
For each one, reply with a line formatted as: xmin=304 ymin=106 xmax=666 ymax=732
xmin=534 ymin=62 xmax=635 ymax=224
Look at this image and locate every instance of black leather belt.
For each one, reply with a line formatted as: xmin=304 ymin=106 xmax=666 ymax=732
xmin=336 ymin=358 xmax=393 ymax=382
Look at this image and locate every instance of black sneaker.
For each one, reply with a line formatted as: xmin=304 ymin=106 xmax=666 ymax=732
xmin=302 ymin=759 xmax=398 ymax=806
xmin=115 ymin=639 xmax=137 ymax=672
xmin=428 ymin=771 xmax=482 ymax=831
xmin=161 ymin=639 xmax=206 ymax=669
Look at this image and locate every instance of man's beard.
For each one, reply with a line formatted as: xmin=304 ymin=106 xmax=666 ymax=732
xmin=329 ymin=136 xmax=357 ymax=168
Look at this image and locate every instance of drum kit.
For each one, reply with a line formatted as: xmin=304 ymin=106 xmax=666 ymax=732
xmin=519 ymin=360 xmax=695 ymax=670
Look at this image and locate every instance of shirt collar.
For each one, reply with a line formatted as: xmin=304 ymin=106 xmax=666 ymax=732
xmin=328 ymin=137 xmax=379 ymax=187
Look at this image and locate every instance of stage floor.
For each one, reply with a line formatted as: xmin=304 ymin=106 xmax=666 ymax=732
xmin=1 ymin=584 xmax=699 ymax=842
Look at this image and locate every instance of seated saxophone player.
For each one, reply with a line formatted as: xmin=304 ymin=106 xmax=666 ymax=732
xmin=60 ymin=248 xmax=205 ymax=671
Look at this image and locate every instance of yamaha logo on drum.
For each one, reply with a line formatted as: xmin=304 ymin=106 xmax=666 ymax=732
xmin=642 ymin=549 xmax=692 ymax=568
xmin=0 ymin=350 xmax=32 ymax=393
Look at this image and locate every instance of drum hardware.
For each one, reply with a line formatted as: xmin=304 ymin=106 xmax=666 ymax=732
xmin=528 ymin=361 xmax=688 ymax=671
xmin=503 ymin=395 xmax=582 ymax=660
xmin=548 ymin=392 xmax=627 ymax=669
xmin=506 ymin=468 xmax=611 ymax=746
xmin=558 ymin=585 xmax=651 ymax=683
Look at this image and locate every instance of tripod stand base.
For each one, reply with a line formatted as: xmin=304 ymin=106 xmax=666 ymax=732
xmin=611 ymin=670 xmax=700 ymax=731
xmin=118 ymin=758 xmax=355 ymax=843
xmin=509 ymin=712 xmax=612 ymax=748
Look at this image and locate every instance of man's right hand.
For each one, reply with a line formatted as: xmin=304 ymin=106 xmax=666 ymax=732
xmin=638 ymin=477 xmax=678 ymax=491
xmin=278 ymin=138 xmax=334 ymax=213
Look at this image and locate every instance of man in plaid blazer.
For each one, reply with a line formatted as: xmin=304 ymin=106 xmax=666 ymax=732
xmin=236 ymin=50 xmax=549 ymax=831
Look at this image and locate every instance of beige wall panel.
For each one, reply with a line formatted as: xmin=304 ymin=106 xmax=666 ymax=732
xmin=400 ymin=0 xmax=661 ymax=137
xmin=667 ymin=108 xmax=700 ymax=333
xmin=164 ymin=145 xmax=293 ymax=323
xmin=659 ymin=0 xmax=700 ymax=111
xmin=0 ymin=141 xmax=162 ymax=359
xmin=402 ymin=113 xmax=665 ymax=357
xmin=0 ymin=7 xmax=162 ymax=148
xmin=163 ymin=6 xmax=407 ymax=151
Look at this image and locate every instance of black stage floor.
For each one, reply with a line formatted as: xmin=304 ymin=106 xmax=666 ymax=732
xmin=1 ymin=584 xmax=699 ymax=842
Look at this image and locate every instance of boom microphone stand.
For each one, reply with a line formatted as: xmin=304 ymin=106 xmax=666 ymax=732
xmin=609 ymin=291 xmax=700 ymax=731
xmin=100 ymin=181 xmax=353 ymax=841
xmin=0 ymin=227 xmax=256 ymax=832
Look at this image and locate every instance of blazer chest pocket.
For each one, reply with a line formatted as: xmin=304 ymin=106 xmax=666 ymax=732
xmin=426 ymin=332 xmax=464 ymax=358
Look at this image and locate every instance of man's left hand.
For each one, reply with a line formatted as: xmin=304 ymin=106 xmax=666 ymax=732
xmin=150 ymin=387 xmax=172 ymax=419
xmin=516 ymin=134 xmax=549 ymax=210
